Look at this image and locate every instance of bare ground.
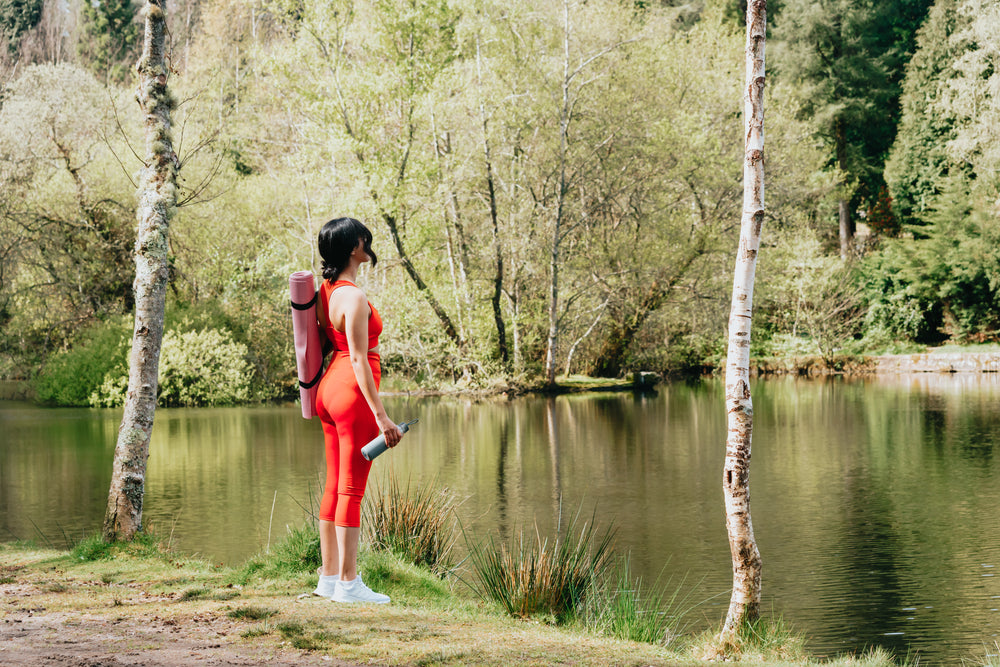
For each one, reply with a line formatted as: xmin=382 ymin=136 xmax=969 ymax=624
xmin=0 ymin=546 xmax=683 ymax=667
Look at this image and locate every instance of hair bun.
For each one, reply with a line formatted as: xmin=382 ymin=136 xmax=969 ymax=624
xmin=321 ymin=262 xmax=339 ymax=282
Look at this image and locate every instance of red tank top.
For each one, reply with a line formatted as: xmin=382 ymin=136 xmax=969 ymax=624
xmin=318 ymin=279 xmax=382 ymax=352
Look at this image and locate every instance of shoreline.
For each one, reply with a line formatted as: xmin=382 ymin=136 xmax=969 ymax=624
xmin=6 ymin=351 xmax=1000 ymax=405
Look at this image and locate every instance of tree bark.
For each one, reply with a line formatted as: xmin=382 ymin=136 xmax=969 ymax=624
xmin=720 ymin=0 xmax=765 ymax=646
xmin=476 ymin=37 xmax=509 ymax=369
xmin=103 ymin=0 xmax=177 ymax=543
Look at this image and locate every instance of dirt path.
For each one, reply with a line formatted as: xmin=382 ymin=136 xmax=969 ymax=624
xmin=1 ymin=601 xmax=358 ymax=666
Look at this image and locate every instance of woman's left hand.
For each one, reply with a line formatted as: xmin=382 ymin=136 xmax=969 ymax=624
xmin=377 ymin=413 xmax=404 ymax=447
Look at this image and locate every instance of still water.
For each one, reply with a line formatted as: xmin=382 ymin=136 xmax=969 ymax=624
xmin=2 ymin=375 xmax=1000 ymax=663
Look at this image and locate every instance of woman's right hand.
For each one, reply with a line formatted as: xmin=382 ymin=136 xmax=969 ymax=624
xmin=376 ymin=413 xmax=404 ymax=447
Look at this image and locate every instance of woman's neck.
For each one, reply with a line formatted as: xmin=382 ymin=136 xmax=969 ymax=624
xmin=338 ymin=262 xmax=360 ymax=284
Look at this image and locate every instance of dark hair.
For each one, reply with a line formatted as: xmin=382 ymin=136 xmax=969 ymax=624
xmin=318 ymin=217 xmax=377 ymax=282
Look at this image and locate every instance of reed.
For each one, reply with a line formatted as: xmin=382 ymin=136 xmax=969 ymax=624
xmin=362 ymin=475 xmax=457 ymax=574
xmin=466 ymin=510 xmax=615 ymax=623
xmin=976 ymin=641 xmax=1000 ymax=667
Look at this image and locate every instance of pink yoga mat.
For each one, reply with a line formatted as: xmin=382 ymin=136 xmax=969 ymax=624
xmin=289 ymin=271 xmax=323 ymax=419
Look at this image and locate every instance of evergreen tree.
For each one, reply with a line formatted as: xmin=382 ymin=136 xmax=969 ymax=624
xmin=77 ymin=0 xmax=140 ymax=84
xmin=774 ymin=0 xmax=932 ymax=257
xmin=883 ymin=0 xmax=966 ymax=230
xmin=0 ymin=0 xmax=43 ymax=54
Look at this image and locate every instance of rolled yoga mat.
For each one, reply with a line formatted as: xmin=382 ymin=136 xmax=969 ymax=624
xmin=289 ymin=271 xmax=323 ymax=419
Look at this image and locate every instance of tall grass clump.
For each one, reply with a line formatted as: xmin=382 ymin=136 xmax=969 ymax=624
xmin=466 ymin=510 xmax=615 ymax=623
xmin=583 ymin=555 xmax=696 ymax=647
xmin=362 ymin=475 xmax=457 ymax=574
xmin=236 ymin=523 xmax=320 ymax=583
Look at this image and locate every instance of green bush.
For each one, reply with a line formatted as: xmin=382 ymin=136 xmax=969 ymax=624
xmin=158 ymin=328 xmax=252 ymax=406
xmin=33 ymin=318 xmax=130 ymax=406
xmin=89 ymin=326 xmax=252 ymax=407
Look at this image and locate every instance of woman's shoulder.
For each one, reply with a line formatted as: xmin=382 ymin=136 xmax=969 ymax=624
xmin=327 ymin=281 xmax=367 ymax=308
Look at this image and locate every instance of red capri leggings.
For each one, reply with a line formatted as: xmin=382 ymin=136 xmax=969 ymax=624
xmin=315 ymin=351 xmax=380 ymax=527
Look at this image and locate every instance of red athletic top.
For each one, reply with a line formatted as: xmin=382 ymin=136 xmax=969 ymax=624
xmin=318 ymin=279 xmax=382 ymax=352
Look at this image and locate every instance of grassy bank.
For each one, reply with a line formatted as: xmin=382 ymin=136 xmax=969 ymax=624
xmin=0 ymin=535 xmax=905 ymax=667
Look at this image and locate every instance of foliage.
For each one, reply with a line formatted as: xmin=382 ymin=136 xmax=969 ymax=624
xmin=0 ymin=63 xmax=134 ymax=374
xmin=33 ymin=317 xmax=130 ymax=406
xmin=362 ymin=475 xmax=457 ymax=575
xmin=773 ymin=0 xmax=934 ymax=236
xmin=158 ymin=328 xmax=252 ymax=406
xmin=5 ymin=0 xmax=1000 ymax=395
xmin=0 ymin=0 xmax=42 ymax=53
xmin=89 ymin=326 xmax=253 ymax=407
xmin=943 ymin=0 xmax=1000 ymax=188
xmin=859 ymin=175 xmax=1000 ymax=344
xmin=77 ymin=0 xmax=140 ymax=83
xmin=757 ymin=231 xmax=865 ymax=359
xmin=465 ymin=510 xmax=616 ymax=623
xmin=884 ymin=0 xmax=966 ymax=229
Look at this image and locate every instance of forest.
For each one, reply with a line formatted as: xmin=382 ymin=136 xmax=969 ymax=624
xmin=1 ymin=0 xmax=998 ymax=406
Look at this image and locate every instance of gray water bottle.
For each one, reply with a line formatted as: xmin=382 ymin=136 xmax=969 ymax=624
xmin=361 ymin=419 xmax=418 ymax=461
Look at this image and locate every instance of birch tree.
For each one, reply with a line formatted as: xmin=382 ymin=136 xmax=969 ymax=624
xmin=103 ymin=0 xmax=177 ymax=542
xmin=720 ymin=0 xmax=765 ymax=645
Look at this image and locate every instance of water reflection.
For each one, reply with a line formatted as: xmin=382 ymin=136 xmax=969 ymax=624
xmin=3 ymin=375 xmax=1000 ymax=663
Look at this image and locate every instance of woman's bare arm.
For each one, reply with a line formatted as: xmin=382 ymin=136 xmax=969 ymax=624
xmin=339 ymin=288 xmax=403 ymax=447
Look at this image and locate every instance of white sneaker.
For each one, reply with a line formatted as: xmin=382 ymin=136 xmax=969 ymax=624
xmin=313 ymin=573 xmax=339 ymax=598
xmin=331 ymin=576 xmax=390 ymax=604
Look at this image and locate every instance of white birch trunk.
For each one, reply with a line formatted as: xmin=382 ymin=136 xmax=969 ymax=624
xmin=103 ymin=0 xmax=178 ymax=543
xmin=720 ymin=0 xmax=766 ymax=644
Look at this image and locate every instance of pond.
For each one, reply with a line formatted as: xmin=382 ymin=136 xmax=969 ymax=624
xmin=2 ymin=375 xmax=999 ymax=664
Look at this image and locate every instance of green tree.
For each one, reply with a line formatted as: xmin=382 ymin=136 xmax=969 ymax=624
xmin=0 ymin=0 xmax=43 ymax=54
xmin=942 ymin=0 xmax=1000 ymax=189
xmin=0 ymin=63 xmax=134 ymax=368
xmin=774 ymin=0 xmax=933 ymax=258
xmin=77 ymin=0 xmax=140 ymax=83
xmin=883 ymin=0 xmax=966 ymax=230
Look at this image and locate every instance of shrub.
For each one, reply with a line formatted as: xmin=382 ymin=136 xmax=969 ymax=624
xmin=158 ymin=328 xmax=252 ymax=406
xmin=89 ymin=326 xmax=252 ymax=407
xmin=34 ymin=317 xmax=130 ymax=406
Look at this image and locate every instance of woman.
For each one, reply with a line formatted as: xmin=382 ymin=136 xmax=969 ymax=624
xmin=312 ymin=217 xmax=404 ymax=604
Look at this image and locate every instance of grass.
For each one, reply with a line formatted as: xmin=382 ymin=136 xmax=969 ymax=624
xmin=226 ymin=605 xmax=277 ymax=620
xmin=465 ymin=508 xmax=616 ymax=623
xmin=0 ymin=537 xmax=908 ymax=666
xmin=71 ymin=531 xmax=167 ymax=562
xmin=973 ymin=641 xmax=1000 ymax=667
xmin=233 ymin=522 xmax=320 ymax=584
xmin=582 ymin=555 xmax=701 ymax=648
xmin=362 ymin=474 xmax=458 ymax=575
